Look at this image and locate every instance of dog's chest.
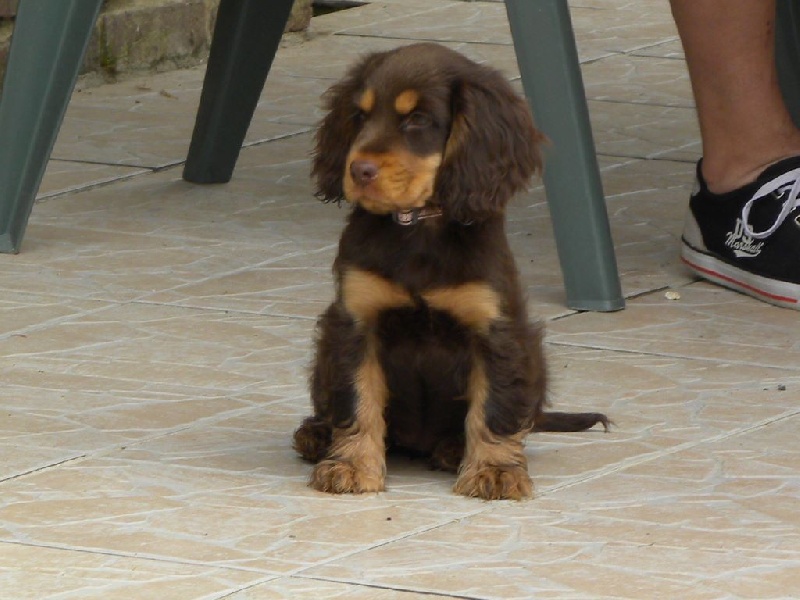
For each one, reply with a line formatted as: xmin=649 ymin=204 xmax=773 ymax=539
xmin=341 ymin=268 xmax=500 ymax=334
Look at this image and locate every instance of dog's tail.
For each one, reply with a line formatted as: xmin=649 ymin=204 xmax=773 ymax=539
xmin=533 ymin=411 xmax=611 ymax=433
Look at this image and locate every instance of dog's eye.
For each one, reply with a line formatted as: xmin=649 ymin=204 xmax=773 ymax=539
xmin=352 ymin=109 xmax=367 ymax=124
xmin=402 ymin=111 xmax=433 ymax=131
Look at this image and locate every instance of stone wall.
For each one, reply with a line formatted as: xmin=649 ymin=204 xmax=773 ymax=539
xmin=0 ymin=0 xmax=312 ymax=85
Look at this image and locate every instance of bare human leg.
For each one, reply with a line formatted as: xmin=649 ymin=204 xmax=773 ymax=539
xmin=670 ymin=0 xmax=800 ymax=193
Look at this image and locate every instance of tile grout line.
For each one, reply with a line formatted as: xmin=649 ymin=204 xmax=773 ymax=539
xmin=547 ymin=339 xmax=800 ymax=373
xmin=324 ymin=1 xmax=468 ymax=37
xmin=588 ymin=97 xmax=695 ymax=109
xmin=34 ymin=170 xmax=156 ymax=205
xmin=36 ymin=128 xmax=314 ymax=204
xmin=539 ymin=408 xmax=800 ymax=497
xmin=0 ymin=301 xmax=128 ymax=343
xmin=0 ymin=538 xmax=283 ymax=577
xmin=212 ymin=577 xmax=480 ymax=600
xmin=290 ymin=574 xmax=487 ymax=600
xmin=0 ymin=455 xmax=88 ymax=485
xmin=0 ymin=404 xmax=260 ymax=485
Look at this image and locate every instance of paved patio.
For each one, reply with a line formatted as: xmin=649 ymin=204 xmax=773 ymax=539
xmin=1 ymin=0 xmax=799 ymax=598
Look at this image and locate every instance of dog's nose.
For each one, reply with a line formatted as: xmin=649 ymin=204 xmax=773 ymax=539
xmin=350 ymin=160 xmax=379 ymax=185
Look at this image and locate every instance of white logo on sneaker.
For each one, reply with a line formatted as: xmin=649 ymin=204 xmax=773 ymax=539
xmin=726 ymin=218 xmax=765 ymax=258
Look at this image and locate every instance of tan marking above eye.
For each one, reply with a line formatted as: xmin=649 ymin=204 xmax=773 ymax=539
xmin=394 ymin=89 xmax=420 ymax=115
xmin=358 ymin=88 xmax=376 ymax=113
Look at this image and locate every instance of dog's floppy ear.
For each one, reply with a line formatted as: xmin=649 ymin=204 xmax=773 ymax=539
xmin=436 ymin=67 xmax=545 ymax=223
xmin=312 ymin=51 xmax=389 ymax=204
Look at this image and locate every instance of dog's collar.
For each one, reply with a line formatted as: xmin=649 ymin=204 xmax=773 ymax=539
xmin=392 ymin=206 xmax=443 ymax=226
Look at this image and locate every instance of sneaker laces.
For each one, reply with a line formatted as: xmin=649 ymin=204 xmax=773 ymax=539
xmin=741 ymin=167 xmax=800 ymax=239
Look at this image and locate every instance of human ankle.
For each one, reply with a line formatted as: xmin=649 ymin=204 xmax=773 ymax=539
xmin=699 ymin=127 xmax=800 ymax=193
xmin=701 ymin=163 xmax=765 ymax=194
xmin=701 ymin=152 xmax=800 ymax=195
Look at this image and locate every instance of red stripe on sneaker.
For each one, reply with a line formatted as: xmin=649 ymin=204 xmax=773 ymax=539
xmin=681 ymin=256 xmax=798 ymax=305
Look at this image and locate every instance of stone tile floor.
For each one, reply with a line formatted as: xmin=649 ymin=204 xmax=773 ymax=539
xmin=2 ymin=1 xmax=799 ymax=598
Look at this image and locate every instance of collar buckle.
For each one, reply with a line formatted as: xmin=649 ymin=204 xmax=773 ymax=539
xmin=393 ymin=207 xmax=442 ymax=226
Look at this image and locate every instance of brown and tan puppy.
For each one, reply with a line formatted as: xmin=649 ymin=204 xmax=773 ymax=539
xmin=293 ymin=43 xmax=609 ymax=500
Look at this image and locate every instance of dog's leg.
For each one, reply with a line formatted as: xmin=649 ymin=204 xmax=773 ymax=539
xmin=306 ymin=269 xmax=413 ymax=494
xmin=310 ymin=331 xmax=388 ymax=493
xmin=423 ymin=283 xmax=534 ymax=499
xmin=453 ymin=356 xmax=533 ymax=500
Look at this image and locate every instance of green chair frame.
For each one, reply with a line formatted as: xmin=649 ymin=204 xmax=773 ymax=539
xmin=11 ymin=0 xmax=765 ymax=311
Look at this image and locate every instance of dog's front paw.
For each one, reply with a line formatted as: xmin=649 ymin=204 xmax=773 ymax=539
xmin=454 ymin=463 xmax=532 ymax=500
xmin=311 ymin=459 xmax=385 ymax=494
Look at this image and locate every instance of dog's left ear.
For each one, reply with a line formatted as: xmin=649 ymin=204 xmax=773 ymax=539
xmin=436 ymin=67 xmax=545 ymax=223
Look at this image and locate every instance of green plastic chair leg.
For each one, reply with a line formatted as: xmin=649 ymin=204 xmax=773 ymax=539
xmin=0 ymin=0 xmax=103 ymax=254
xmin=776 ymin=0 xmax=800 ymax=127
xmin=505 ymin=0 xmax=624 ymax=311
xmin=183 ymin=0 xmax=295 ymax=183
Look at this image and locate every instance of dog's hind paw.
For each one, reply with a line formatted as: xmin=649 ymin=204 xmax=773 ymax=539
xmin=430 ymin=434 xmax=465 ymax=473
xmin=293 ymin=416 xmax=332 ymax=463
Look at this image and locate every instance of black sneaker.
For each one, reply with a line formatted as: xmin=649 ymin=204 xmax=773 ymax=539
xmin=681 ymin=157 xmax=800 ymax=310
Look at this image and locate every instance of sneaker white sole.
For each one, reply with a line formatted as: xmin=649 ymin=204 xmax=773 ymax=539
xmin=681 ymin=240 xmax=800 ymax=310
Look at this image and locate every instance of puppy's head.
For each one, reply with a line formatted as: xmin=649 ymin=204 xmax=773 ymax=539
xmin=312 ymin=43 xmax=544 ymax=223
